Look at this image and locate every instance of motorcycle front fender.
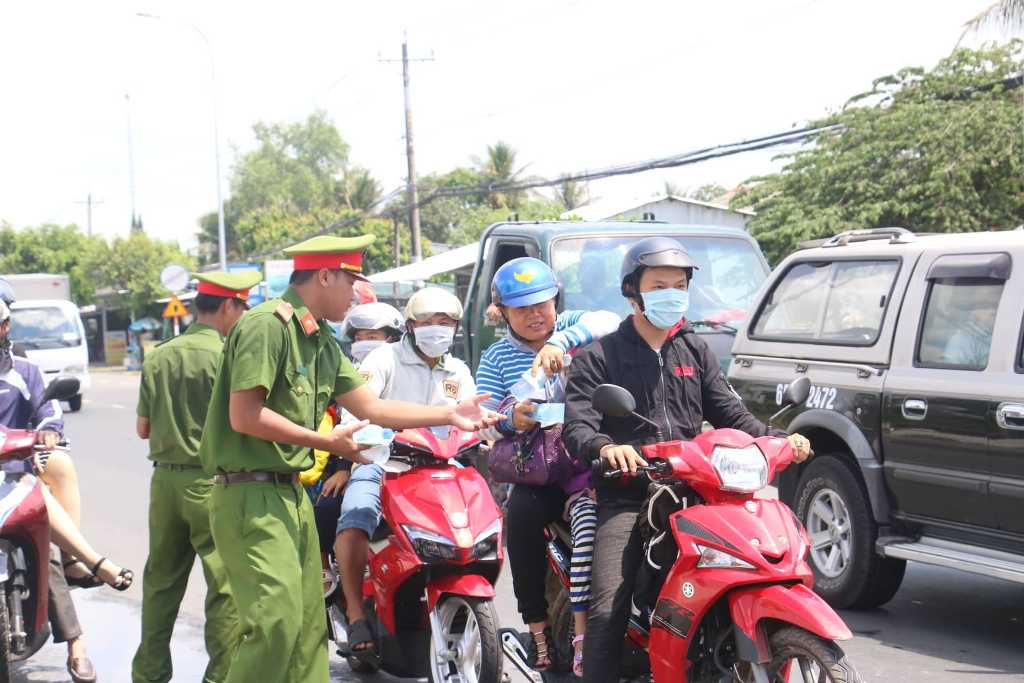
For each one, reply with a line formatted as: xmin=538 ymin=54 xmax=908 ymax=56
xmin=729 ymin=584 xmax=852 ymax=662
xmin=426 ymin=573 xmax=495 ymax=613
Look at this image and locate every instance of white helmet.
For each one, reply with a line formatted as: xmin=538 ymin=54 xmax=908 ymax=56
xmin=0 ymin=300 xmax=9 ymax=323
xmin=404 ymin=287 xmax=464 ymax=322
xmin=340 ymin=302 xmax=404 ymax=341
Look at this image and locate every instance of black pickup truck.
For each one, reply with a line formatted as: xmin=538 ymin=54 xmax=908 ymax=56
xmin=728 ymin=227 xmax=1024 ymax=608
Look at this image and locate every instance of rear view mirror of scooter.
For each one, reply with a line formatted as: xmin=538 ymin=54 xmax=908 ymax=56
xmin=768 ymin=376 xmax=811 ymax=427
xmin=42 ymin=376 xmax=79 ymax=404
xmin=593 ymin=384 xmax=661 ymax=431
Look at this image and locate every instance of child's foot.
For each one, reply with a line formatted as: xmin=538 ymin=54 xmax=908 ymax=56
xmin=572 ymin=634 xmax=584 ymax=677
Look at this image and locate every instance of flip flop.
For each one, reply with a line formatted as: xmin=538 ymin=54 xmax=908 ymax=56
xmin=91 ymin=557 xmax=134 ymax=592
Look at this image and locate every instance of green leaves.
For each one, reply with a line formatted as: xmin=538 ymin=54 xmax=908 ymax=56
xmin=733 ymin=41 xmax=1024 ymax=264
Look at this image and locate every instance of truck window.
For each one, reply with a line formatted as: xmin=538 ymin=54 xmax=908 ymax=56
xmin=751 ymin=260 xmax=899 ymax=345
xmin=551 ymin=235 xmax=767 ymax=322
xmin=918 ymin=278 xmax=1003 ymax=371
xmin=9 ymin=306 xmax=80 ymax=350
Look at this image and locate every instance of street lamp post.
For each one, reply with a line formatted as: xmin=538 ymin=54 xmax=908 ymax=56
xmin=137 ymin=13 xmax=227 ymax=269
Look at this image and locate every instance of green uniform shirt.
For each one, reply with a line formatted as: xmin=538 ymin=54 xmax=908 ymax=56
xmin=137 ymin=323 xmax=223 ymax=465
xmin=198 ymin=288 xmax=364 ymax=474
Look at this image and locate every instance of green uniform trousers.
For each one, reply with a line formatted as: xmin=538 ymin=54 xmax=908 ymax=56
xmin=210 ymin=479 xmax=328 ymax=683
xmin=132 ymin=468 xmax=239 ymax=683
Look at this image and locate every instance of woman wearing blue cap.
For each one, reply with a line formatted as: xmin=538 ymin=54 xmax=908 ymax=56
xmin=476 ymin=257 xmax=619 ymax=674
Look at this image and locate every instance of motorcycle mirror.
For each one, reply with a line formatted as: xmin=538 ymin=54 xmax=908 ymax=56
xmin=781 ymin=376 xmax=811 ymax=408
xmin=42 ymin=376 xmax=80 ymax=404
xmin=592 ymin=384 xmax=636 ymax=417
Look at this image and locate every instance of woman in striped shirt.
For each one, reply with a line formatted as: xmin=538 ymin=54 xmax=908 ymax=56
xmin=477 ymin=257 xmax=618 ymax=675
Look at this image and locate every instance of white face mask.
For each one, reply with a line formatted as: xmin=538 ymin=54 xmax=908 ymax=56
xmin=413 ymin=325 xmax=455 ymax=358
xmin=351 ymin=339 xmax=386 ymax=363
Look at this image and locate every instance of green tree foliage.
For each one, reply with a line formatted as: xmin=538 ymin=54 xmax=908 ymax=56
xmin=474 ymin=141 xmax=530 ymax=209
xmin=0 ymin=223 xmax=111 ymax=303
xmin=554 ymin=179 xmax=589 ymax=210
xmin=685 ymin=183 xmax=728 ymax=204
xmin=0 ymin=223 xmax=190 ymax=312
xmin=733 ymin=41 xmax=1024 ymax=263
xmin=100 ymin=231 xmax=194 ymax=315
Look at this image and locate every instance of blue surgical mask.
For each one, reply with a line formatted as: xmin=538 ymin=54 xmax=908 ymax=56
xmin=640 ymin=288 xmax=689 ymax=329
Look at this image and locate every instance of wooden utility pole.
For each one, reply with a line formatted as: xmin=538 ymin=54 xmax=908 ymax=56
xmin=381 ymin=37 xmax=432 ymax=263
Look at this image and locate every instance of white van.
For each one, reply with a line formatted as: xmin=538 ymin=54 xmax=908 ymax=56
xmin=8 ymin=299 xmax=90 ymax=411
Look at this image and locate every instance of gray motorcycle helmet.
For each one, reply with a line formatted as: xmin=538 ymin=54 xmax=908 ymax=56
xmin=619 ymin=236 xmax=698 ymax=299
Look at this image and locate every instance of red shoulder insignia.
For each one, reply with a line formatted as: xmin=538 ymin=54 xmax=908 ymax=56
xmin=300 ymin=312 xmax=319 ymax=337
xmin=274 ymin=301 xmax=294 ymax=323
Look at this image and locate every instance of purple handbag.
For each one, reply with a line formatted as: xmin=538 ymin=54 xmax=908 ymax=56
xmin=487 ymin=396 xmax=582 ymax=486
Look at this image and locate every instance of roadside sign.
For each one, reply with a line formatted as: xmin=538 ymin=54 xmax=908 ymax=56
xmin=159 ymin=264 xmax=189 ymax=293
xmin=162 ymin=295 xmax=188 ymax=319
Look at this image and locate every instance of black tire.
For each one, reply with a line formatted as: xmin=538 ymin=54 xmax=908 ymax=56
xmin=548 ymin=582 xmax=573 ymax=673
xmin=0 ymin=584 xmax=11 ymax=683
xmin=67 ymin=395 xmax=82 ymax=412
xmin=428 ymin=597 xmax=503 ymax=683
xmin=794 ymin=455 xmax=906 ymax=609
xmin=764 ymin=626 xmax=862 ymax=683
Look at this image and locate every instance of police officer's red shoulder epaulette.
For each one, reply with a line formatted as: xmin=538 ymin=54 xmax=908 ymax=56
xmin=274 ymin=301 xmax=294 ymax=323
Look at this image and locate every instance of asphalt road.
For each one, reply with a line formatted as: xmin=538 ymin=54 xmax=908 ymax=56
xmin=13 ymin=371 xmax=1024 ymax=681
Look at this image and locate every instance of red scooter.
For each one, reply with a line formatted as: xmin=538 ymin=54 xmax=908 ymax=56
xmin=502 ymin=377 xmax=862 ymax=683
xmin=327 ymin=426 xmax=505 ymax=683
xmin=0 ymin=376 xmax=78 ymax=681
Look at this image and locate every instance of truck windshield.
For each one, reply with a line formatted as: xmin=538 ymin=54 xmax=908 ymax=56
xmin=551 ymin=235 xmax=768 ymax=324
xmin=9 ymin=307 xmax=79 ymax=349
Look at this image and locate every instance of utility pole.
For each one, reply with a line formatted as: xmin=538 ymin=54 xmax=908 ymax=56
xmin=125 ymin=94 xmax=138 ymax=229
xmin=74 ymin=193 xmax=104 ymax=237
xmin=381 ymin=37 xmax=432 ymax=263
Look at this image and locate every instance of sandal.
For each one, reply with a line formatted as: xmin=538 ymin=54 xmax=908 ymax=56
xmin=347 ymin=618 xmax=379 ymax=665
xmin=572 ymin=634 xmax=584 ymax=677
xmin=67 ymin=655 xmax=97 ymax=683
xmin=91 ymin=557 xmax=134 ymax=592
xmin=528 ymin=627 xmax=553 ymax=671
xmin=62 ymin=560 xmax=102 ymax=590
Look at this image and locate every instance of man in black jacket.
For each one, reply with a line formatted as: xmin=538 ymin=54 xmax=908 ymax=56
xmin=563 ymin=236 xmax=811 ymax=683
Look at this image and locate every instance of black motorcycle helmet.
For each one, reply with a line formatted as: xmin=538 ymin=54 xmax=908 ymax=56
xmin=620 ymin=236 xmax=698 ymax=305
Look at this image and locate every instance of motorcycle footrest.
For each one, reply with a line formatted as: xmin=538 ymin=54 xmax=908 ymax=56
xmin=498 ymin=629 xmax=545 ymax=683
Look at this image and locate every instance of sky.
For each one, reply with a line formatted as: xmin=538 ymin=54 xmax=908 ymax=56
xmin=0 ymin=0 xmax=1010 ymax=252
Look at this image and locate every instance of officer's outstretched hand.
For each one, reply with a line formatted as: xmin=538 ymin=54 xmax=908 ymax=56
xmin=326 ymin=420 xmax=372 ymax=464
xmin=450 ymin=394 xmax=501 ymax=432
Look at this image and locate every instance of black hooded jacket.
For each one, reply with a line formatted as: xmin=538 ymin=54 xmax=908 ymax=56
xmin=564 ymin=316 xmax=783 ymax=503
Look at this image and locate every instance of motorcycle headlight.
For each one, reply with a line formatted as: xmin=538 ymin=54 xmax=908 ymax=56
xmin=402 ymin=525 xmax=459 ymax=563
xmin=471 ymin=520 xmax=502 ymax=560
xmin=695 ymin=544 xmax=755 ymax=570
xmin=710 ymin=445 xmax=768 ymax=493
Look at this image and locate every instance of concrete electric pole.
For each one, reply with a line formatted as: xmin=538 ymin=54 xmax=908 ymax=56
xmin=381 ymin=37 xmax=432 ymax=263
xmin=74 ymin=193 xmax=105 ymax=237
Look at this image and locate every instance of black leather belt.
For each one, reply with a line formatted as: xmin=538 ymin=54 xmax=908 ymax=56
xmin=153 ymin=462 xmax=203 ymax=471
xmin=213 ymin=471 xmax=298 ymax=486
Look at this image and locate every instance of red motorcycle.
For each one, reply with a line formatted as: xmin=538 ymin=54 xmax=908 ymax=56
xmin=502 ymin=377 xmax=863 ymax=683
xmin=327 ymin=425 xmax=505 ymax=683
xmin=0 ymin=376 xmax=77 ymax=681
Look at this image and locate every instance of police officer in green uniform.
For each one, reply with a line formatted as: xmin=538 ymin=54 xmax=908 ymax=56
xmin=198 ymin=235 xmax=497 ymax=683
xmin=132 ymin=271 xmax=260 ymax=683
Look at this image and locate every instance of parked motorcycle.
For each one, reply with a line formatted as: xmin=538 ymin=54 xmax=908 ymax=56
xmin=501 ymin=376 xmax=863 ymax=683
xmin=327 ymin=425 xmax=505 ymax=683
xmin=0 ymin=376 xmax=78 ymax=681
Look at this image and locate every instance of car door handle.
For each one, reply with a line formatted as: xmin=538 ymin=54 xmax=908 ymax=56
xmin=996 ymin=403 xmax=1024 ymax=431
xmin=902 ymin=399 xmax=928 ymax=420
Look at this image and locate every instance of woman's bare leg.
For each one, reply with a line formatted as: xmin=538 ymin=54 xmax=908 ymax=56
xmin=40 ymin=485 xmax=127 ymax=586
xmin=38 ymin=450 xmax=82 ymax=527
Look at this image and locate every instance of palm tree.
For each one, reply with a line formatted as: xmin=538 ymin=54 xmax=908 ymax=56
xmin=554 ymin=179 xmax=589 ymax=211
xmin=960 ymin=0 xmax=1024 ymax=41
xmin=474 ymin=141 xmax=530 ymax=209
xmin=340 ymin=167 xmax=383 ymax=213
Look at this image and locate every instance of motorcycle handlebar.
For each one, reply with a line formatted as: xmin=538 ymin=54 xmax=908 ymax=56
xmin=591 ymin=457 xmax=670 ymax=480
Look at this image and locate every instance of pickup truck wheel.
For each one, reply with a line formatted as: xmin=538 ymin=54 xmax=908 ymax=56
xmin=794 ymin=456 xmax=905 ymax=609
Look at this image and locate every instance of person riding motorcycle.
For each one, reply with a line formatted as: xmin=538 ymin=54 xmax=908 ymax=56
xmin=476 ymin=257 xmax=620 ymax=672
xmin=0 ymin=298 xmax=134 ymax=682
xmin=333 ymin=287 xmax=476 ymax=664
xmin=342 ymin=302 xmax=404 ymax=363
xmin=562 ymin=236 xmax=813 ymax=683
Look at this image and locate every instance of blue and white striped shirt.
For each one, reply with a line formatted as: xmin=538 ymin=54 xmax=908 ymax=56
xmin=476 ymin=310 xmax=620 ymax=413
